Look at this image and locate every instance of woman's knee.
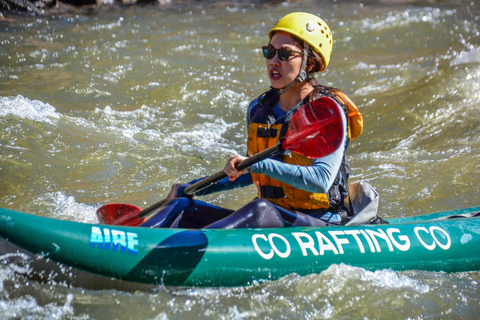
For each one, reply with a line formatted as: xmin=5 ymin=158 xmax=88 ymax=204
xmin=206 ymin=198 xmax=284 ymax=229
xmin=246 ymin=198 xmax=276 ymax=213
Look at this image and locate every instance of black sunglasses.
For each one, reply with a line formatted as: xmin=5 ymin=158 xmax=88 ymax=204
xmin=262 ymin=44 xmax=303 ymax=61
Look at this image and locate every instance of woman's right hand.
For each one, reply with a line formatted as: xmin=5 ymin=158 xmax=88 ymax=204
xmin=223 ymin=155 xmax=250 ymax=181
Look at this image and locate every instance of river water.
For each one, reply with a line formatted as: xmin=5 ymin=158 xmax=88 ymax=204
xmin=1 ymin=0 xmax=479 ymax=318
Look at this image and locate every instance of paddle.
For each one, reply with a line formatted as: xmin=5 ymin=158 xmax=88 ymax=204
xmin=97 ymin=96 xmax=345 ymax=226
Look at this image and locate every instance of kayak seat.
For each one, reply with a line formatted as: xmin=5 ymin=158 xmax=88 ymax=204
xmin=345 ymin=181 xmax=387 ymax=226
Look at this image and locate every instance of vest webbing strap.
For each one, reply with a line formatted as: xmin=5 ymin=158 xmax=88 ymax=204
xmin=257 ymin=127 xmax=278 ymax=138
xmin=260 ymin=186 xmax=286 ymax=199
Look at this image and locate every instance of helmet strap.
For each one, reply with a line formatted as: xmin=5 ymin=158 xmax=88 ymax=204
xmin=278 ymin=42 xmax=313 ymax=95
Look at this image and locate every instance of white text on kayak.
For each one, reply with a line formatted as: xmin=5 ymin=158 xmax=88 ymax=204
xmin=252 ymin=226 xmax=451 ymax=260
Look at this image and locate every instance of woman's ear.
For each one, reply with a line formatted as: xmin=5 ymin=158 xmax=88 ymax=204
xmin=307 ymin=57 xmax=320 ymax=73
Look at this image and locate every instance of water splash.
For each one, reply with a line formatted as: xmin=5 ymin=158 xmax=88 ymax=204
xmin=359 ymin=7 xmax=450 ymax=31
xmin=34 ymin=191 xmax=98 ymax=224
xmin=0 ymin=96 xmax=60 ymax=125
xmin=450 ymin=47 xmax=480 ymax=66
xmin=0 ymin=293 xmax=74 ymax=320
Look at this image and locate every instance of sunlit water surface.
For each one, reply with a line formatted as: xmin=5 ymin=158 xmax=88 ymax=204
xmin=1 ymin=0 xmax=480 ymax=319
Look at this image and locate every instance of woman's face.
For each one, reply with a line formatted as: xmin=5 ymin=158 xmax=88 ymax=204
xmin=265 ymin=32 xmax=303 ymax=90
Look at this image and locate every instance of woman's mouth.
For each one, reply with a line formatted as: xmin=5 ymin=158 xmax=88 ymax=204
xmin=270 ymin=70 xmax=281 ymax=80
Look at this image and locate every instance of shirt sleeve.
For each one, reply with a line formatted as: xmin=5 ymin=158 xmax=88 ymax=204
xmin=249 ymin=110 xmax=348 ymax=194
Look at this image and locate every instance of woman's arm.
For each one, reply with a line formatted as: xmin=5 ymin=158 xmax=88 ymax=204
xmin=249 ymin=144 xmax=345 ymax=193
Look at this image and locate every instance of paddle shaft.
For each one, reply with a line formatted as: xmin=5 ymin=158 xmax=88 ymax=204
xmin=136 ymin=144 xmax=282 ymax=219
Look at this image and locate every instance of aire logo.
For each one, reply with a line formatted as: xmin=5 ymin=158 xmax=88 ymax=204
xmin=89 ymin=226 xmax=139 ymax=255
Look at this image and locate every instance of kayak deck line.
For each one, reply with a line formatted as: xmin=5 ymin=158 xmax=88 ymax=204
xmin=0 ymin=206 xmax=479 ymax=288
xmin=385 ymin=206 xmax=480 ymax=224
xmin=437 ymin=210 xmax=480 ymax=220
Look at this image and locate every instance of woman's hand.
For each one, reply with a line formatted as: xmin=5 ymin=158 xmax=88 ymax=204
xmin=223 ymin=155 xmax=250 ymax=181
xmin=166 ymin=183 xmax=190 ymax=201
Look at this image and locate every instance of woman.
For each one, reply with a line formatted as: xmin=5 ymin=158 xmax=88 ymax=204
xmin=141 ymin=12 xmax=363 ymax=229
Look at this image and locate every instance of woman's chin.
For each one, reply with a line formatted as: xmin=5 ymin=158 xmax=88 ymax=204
xmin=269 ymin=82 xmax=284 ymax=90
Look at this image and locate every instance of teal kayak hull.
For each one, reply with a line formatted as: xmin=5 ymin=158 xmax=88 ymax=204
xmin=0 ymin=206 xmax=479 ymax=288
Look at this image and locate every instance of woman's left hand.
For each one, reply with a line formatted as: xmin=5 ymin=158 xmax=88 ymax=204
xmin=223 ymin=155 xmax=250 ymax=181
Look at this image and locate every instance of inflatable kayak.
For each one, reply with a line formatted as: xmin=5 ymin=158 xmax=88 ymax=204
xmin=0 ymin=206 xmax=479 ymax=289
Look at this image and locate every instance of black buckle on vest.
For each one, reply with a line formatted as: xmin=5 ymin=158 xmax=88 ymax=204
xmin=260 ymin=186 xmax=286 ymax=199
xmin=257 ymin=127 xmax=277 ymax=138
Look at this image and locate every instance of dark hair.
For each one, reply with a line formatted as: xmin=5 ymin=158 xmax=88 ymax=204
xmin=290 ymin=36 xmax=325 ymax=73
xmin=288 ymin=36 xmax=341 ymax=102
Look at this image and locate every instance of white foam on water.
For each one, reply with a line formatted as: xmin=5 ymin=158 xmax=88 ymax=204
xmin=359 ymin=7 xmax=450 ymax=31
xmin=0 ymin=254 xmax=31 ymax=291
xmin=0 ymin=95 xmax=60 ymax=125
xmin=0 ymin=260 xmax=76 ymax=319
xmin=450 ymin=47 xmax=480 ymax=66
xmin=86 ymin=16 xmax=125 ymax=31
xmin=0 ymin=95 xmax=100 ymax=138
xmin=316 ymin=264 xmax=431 ymax=296
xmin=93 ymin=101 xmax=244 ymax=158
xmin=94 ymin=104 xmax=162 ymax=143
xmin=0 ymin=293 xmax=75 ymax=320
xmin=0 ymin=96 xmax=156 ymax=148
xmin=175 ymin=118 xmax=240 ymax=155
xmin=35 ymin=191 xmax=99 ymax=224
xmin=360 ymin=268 xmax=430 ymax=293
xmin=164 ymin=264 xmax=437 ymax=319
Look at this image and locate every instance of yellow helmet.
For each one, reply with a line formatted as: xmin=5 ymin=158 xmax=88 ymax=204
xmin=269 ymin=12 xmax=333 ymax=71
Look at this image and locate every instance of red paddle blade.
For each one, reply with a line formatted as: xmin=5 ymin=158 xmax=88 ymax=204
xmin=96 ymin=203 xmax=144 ymax=226
xmin=282 ymin=97 xmax=345 ymax=158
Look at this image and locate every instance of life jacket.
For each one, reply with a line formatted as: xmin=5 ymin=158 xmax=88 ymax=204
xmin=330 ymin=89 xmax=363 ymax=140
xmin=247 ymin=88 xmax=362 ymax=218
